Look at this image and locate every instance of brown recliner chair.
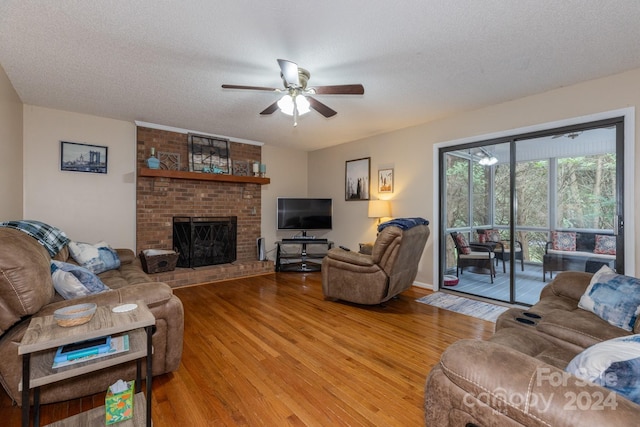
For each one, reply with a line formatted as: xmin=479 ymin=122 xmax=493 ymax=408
xmin=321 ymin=221 xmax=430 ymax=305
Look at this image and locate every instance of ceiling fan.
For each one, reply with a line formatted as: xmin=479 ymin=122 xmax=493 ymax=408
xmin=552 ymin=131 xmax=582 ymax=139
xmin=222 ymin=59 xmax=364 ymax=126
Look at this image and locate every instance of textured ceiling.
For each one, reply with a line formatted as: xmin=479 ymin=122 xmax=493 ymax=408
xmin=2 ymin=1 xmax=640 ymax=151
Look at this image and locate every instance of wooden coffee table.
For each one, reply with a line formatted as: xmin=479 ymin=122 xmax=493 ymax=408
xmin=19 ymin=302 xmax=155 ymax=427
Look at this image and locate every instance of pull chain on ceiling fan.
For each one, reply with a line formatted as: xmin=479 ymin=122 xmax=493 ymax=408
xmin=222 ymin=59 xmax=364 ymax=126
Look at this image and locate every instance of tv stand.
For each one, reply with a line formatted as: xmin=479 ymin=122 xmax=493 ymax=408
xmin=289 ymin=231 xmax=314 ymax=239
xmin=275 ymin=239 xmax=333 ymax=272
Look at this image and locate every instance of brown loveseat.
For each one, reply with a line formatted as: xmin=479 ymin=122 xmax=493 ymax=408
xmin=321 ymin=220 xmax=430 ymax=305
xmin=0 ymin=227 xmax=184 ymax=406
xmin=424 ymin=271 xmax=640 ymax=426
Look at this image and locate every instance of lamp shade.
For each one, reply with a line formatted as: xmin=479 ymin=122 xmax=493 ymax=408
xmin=368 ymin=200 xmax=391 ymax=218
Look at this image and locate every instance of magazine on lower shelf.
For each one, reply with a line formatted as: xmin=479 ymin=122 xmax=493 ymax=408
xmin=52 ymin=335 xmax=129 ymax=368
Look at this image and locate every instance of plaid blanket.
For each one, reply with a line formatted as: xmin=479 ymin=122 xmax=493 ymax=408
xmin=378 ymin=217 xmax=429 ymax=232
xmin=0 ymin=220 xmax=70 ymax=256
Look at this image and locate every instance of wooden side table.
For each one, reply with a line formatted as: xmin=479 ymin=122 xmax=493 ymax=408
xmin=19 ymin=302 xmax=155 ymax=427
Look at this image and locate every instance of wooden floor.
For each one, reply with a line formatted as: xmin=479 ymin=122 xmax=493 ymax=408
xmin=1 ymin=272 xmax=496 ymax=426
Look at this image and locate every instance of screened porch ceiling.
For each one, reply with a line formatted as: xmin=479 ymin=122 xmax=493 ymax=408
xmin=451 ymin=126 xmax=616 ymax=164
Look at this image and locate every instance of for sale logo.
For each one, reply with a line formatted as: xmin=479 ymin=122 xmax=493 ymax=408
xmin=536 ymin=367 xmax=618 ymax=411
xmin=462 ymin=367 xmax=618 ymax=415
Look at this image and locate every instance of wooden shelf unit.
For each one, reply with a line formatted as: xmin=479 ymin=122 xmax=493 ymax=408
xmin=19 ymin=303 xmax=155 ymax=427
xmin=139 ymin=168 xmax=270 ymax=185
xmin=44 ymin=393 xmax=147 ymax=427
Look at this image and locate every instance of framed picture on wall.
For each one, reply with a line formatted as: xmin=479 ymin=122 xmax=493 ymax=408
xmin=345 ymin=157 xmax=370 ymax=200
xmin=60 ymin=141 xmax=108 ymax=174
xmin=378 ymin=168 xmax=394 ymax=193
xmin=188 ymin=133 xmax=230 ymax=173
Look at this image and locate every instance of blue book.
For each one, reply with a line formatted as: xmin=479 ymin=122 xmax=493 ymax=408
xmin=53 ymin=336 xmax=112 ymax=363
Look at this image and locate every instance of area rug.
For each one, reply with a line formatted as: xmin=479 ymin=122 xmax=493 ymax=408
xmin=416 ymin=292 xmax=509 ymax=322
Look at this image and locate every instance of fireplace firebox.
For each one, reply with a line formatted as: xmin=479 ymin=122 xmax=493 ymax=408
xmin=173 ymin=216 xmax=237 ymax=268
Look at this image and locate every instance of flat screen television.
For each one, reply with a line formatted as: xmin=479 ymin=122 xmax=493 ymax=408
xmin=277 ymin=198 xmax=333 ymax=231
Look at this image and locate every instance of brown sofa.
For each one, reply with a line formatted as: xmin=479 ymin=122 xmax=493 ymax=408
xmin=424 ymin=271 xmax=640 ymax=426
xmin=321 ymin=222 xmax=430 ymax=305
xmin=0 ymin=227 xmax=184 ymax=406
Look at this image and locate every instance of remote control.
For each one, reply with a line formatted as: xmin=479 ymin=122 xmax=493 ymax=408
xmin=339 ymin=246 xmax=351 ymax=251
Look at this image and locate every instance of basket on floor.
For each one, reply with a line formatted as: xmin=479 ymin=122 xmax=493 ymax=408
xmin=443 ymin=275 xmax=459 ymax=286
xmin=139 ymin=249 xmax=179 ymax=274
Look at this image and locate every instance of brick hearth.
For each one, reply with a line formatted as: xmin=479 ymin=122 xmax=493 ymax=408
xmin=144 ymin=261 xmax=273 ymax=288
xmin=136 ymin=126 xmax=273 ymax=287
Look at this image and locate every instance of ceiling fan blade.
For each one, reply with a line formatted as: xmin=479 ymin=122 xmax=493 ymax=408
xmin=307 ymin=96 xmax=337 ymax=118
xmin=312 ymin=84 xmax=365 ymax=95
xmin=222 ymin=84 xmax=279 ymax=92
xmin=260 ymin=101 xmax=280 ymax=115
xmin=277 ymin=59 xmax=300 ymax=87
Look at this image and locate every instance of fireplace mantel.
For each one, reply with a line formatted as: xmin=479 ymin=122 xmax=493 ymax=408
xmin=139 ymin=168 xmax=270 ymax=185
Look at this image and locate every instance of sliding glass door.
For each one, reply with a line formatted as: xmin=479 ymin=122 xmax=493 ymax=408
xmin=440 ymin=118 xmax=624 ymax=305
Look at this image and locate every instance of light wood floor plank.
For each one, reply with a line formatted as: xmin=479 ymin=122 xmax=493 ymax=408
xmin=0 ymin=272 xmax=495 ymax=426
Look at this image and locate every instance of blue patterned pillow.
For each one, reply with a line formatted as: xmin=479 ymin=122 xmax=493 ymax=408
xmin=579 ymin=266 xmax=640 ymax=331
xmin=50 ymin=261 xmax=110 ymax=300
xmin=566 ymin=334 xmax=640 ymax=404
xmin=68 ymin=241 xmax=121 ymax=274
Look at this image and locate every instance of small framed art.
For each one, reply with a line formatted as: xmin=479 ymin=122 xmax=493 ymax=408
xmin=345 ymin=157 xmax=370 ymax=201
xmin=60 ymin=141 xmax=108 ymax=174
xmin=378 ymin=168 xmax=394 ymax=193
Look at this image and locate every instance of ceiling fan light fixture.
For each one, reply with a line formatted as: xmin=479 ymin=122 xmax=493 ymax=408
xmin=222 ymin=59 xmax=363 ymax=124
xmin=478 ymin=147 xmax=498 ymax=166
xmin=277 ymin=94 xmax=310 ymax=116
xmin=479 ymin=156 xmax=498 ymax=166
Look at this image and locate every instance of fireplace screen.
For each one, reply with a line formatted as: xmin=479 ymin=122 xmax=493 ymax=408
xmin=173 ymin=216 xmax=237 ymax=268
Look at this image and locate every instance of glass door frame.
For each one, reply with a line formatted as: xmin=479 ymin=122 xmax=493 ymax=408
xmin=436 ymin=113 xmax=631 ymax=305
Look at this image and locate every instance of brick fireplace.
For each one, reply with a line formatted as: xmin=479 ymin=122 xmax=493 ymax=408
xmin=136 ymin=126 xmax=273 ymax=287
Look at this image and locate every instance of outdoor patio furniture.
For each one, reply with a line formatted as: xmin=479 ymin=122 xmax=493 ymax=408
xmin=493 ymin=240 xmax=525 ymax=273
xmin=450 ymin=232 xmax=495 ymax=283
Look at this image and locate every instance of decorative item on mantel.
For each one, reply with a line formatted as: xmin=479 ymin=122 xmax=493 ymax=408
xmin=188 ymin=133 xmax=231 ymax=174
xmin=259 ymin=163 xmax=267 ymax=177
xmin=252 ymin=162 xmax=260 ymax=177
xmin=146 ymin=147 xmax=160 ymax=169
xmin=158 ymin=151 xmax=180 ymax=170
xmin=232 ymin=160 xmax=249 ymax=176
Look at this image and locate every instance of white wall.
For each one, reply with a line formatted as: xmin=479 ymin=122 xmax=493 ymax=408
xmin=23 ymin=106 xmax=137 ymax=248
xmin=261 ymin=144 xmax=308 ymax=260
xmin=309 ymin=67 xmax=640 ymax=287
xmin=0 ymin=64 xmax=23 ymax=220
xmin=308 ymin=126 xmax=433 ymax=283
